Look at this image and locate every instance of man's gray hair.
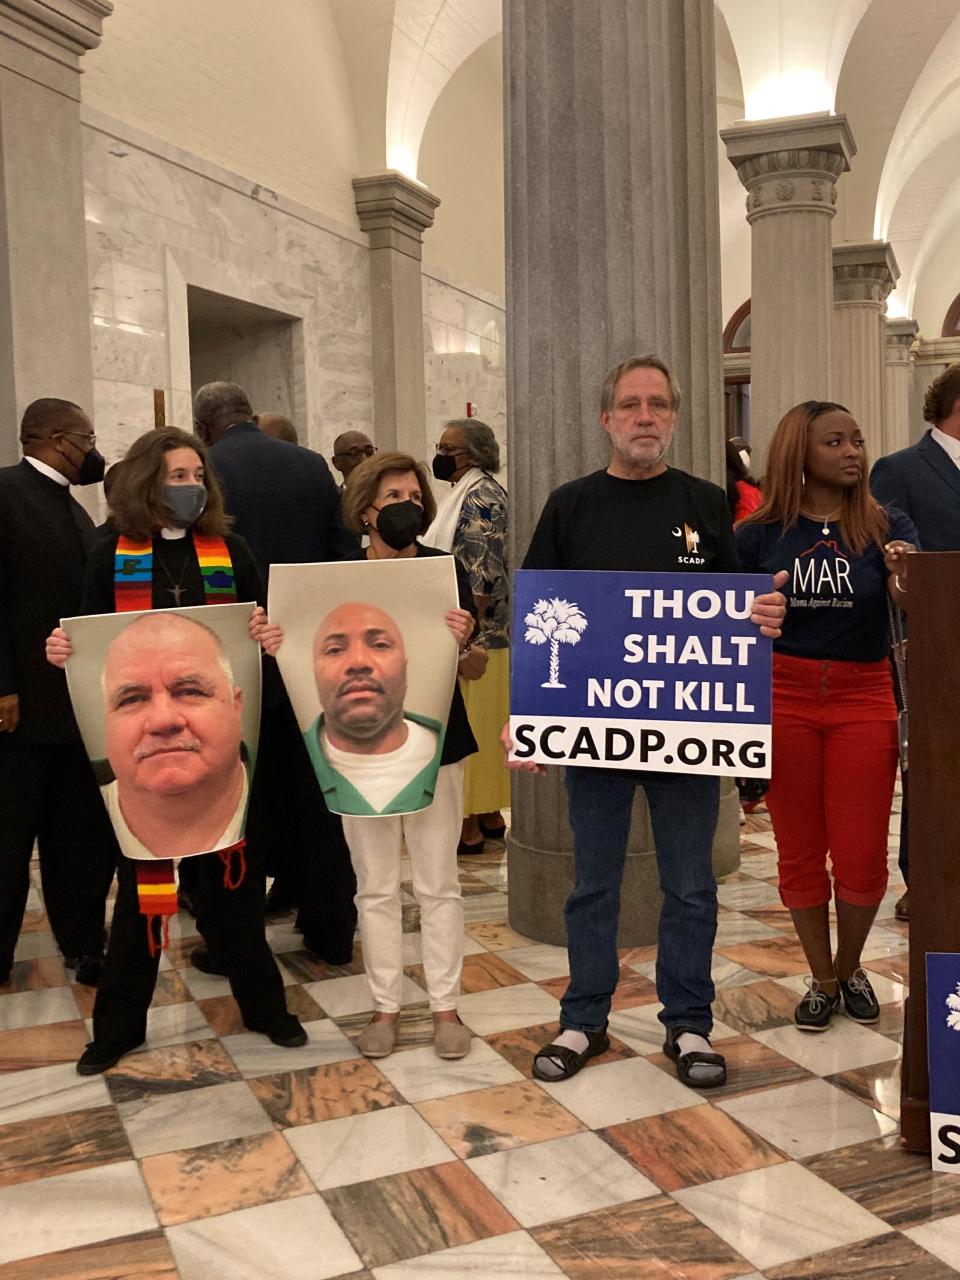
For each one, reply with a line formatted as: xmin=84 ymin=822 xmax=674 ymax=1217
xmin=103 ymin=612 xmax=237 ymax=692
xmin=600 ymin=356 xmax=683 ymax=416
xmin=193 ymin=381 xmax=253 ymax=428
xmin=443 ymin=419 xmax=500 ymax=473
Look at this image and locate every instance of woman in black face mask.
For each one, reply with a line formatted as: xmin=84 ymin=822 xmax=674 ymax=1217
xmin=46 ymin=427 xmax=306 ymax=1074
xmin=320 ymin=451 xmax=479 ymax=1060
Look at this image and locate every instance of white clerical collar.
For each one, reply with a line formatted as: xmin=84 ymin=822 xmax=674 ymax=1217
xmin=25 ymin=456 xmax=69 ymax=487
xmin=160 ymin=526 xmax=188 ymax=540
xmin=931 ymin=426 xmax=960 ymax=467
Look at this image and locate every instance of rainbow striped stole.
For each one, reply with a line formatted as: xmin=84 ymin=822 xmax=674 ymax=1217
xmin=114 ymin=537 xmax=153 ymax=611
xmin=113 ymin=533 xmax=236 ymax=609
xmin=194 ymin=533 xmax=237 ymax=601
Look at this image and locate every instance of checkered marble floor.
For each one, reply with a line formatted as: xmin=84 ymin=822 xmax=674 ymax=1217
xmin=3 ymin=795 xmax=960 ymax=1278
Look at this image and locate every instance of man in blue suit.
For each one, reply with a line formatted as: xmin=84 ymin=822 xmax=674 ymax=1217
xmin=194 ymin=381 xmax=358 ymax=964
xmin=870 ymin=362 xmax=960 ymax=915
xmin=871 ymin=363 xmax=960 ymax=551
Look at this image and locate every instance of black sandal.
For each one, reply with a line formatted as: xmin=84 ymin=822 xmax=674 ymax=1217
xmin=478 ymin=819 xmax=507 ymax=840
xmin=663 ymin=1027 xmax=727 ymax=1089
xmin=532 ymin=1028 xmax=609 ymax=1081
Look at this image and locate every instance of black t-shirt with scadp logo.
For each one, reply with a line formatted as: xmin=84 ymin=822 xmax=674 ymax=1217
xmin=522 ymin=468 xmax=740 ymax=575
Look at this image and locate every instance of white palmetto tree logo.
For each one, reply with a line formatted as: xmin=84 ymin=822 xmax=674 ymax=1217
xmin=524 ymin=597 xmax=588 ymax=689
xmin=945 ymin=983 xmax=960 ymax=1032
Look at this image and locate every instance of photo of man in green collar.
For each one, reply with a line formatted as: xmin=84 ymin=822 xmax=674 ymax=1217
xmin=303 ymin=601 xmax=444 ymax=816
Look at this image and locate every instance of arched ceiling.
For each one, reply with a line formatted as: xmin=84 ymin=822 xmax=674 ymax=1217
xmin=834 ymin=0 xmax=960 ymax=244
xmin=874 ymin=8 xmax=960 ymax=315
xmin=716 ymin=0 xmax=868 ymax=119
xmin=331 ymin=0 xmax=960 ymax=331
xmin=387 ymin=0 xmax=501 ymax=177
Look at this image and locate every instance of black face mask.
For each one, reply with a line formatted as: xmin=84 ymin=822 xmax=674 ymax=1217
xmin=374 ymin=500 xmax=424 ymax=551
xmin=75 ymin=447 xmax=107 ymax=487
xmin=432 ymin=453 xmax=458 ymax=482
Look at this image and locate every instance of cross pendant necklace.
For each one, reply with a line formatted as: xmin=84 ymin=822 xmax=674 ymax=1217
xmin=156 ymin=542 xmax=193 ymax=607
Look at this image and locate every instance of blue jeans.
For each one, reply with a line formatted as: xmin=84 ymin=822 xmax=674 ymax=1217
xmin=560 ymin=767 xmax=720 ymax=1036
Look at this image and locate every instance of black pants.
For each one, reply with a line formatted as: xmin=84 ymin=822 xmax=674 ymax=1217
xmin=0 ymin=738 xmax=117 ymax=976
xmin=93 ymin=849 xmax=289 ymax=1046
xmin=250 ymin=690 xmax=357 ymax=956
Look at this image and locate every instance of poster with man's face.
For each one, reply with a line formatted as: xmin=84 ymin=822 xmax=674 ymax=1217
xmin=62 ymin=604 xmax=260 ymax=860
xmin=269 ymin=558 xmax=459 ymax=817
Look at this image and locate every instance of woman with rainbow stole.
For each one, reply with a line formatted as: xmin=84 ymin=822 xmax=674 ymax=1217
xmin=47 ymin=427 xmax=305 ymax=1074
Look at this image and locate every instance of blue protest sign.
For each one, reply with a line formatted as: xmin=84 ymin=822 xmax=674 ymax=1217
xmin=509 ymin=569 xmax=772 ymax=777
xmin=926 ymin=952 xmax=960 ymax=1172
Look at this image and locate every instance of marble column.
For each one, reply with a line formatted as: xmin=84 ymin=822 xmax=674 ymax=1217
xmin=722 ymin=114 xmax=856 ymax=465
xmin=0 ymin=0 xmax=112 ymax=464
xmin=504 ymin=0 xmax=738 ymax=947
xmin=352 ymin=172 xmax=439 ymax=460
xmin=883 ymin=319 xmax=919 ymax=456
xmin=831 ymin=242 xmax=898 ymax=459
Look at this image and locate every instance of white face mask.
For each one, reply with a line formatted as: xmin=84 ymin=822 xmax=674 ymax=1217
xmin=738 ymin=449 xmax=751 ymax=470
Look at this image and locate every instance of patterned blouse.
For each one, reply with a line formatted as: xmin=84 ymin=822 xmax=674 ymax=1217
xmin=454 ymin=473 xmax=509 ymax=649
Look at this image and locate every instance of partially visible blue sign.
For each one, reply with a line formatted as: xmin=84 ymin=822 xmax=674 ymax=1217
xmin=509 ymin=569 xmax=773 ymax=778
xmin=927 ymin=952 xmax=960 ymax=1173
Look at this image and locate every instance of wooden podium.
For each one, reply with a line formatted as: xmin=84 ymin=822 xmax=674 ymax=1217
xmin=900 ymin=552 xmax=960 ymax=1152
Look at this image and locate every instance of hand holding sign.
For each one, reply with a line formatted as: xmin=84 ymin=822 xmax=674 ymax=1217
xmin=751 ymin=570 xmax=788 ymax=637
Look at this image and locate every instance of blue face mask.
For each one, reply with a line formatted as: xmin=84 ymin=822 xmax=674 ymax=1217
xmin=163 ymin=484 xmax=207 ymax=529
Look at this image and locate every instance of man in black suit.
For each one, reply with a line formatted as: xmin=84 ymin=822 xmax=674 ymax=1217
xmin=194 ymin=382 xmax=357 ymax=964
xmin=0 ymin=399 xmax=117 ymax=985
xmin=870 ymin=361 xmax=960 ymax=915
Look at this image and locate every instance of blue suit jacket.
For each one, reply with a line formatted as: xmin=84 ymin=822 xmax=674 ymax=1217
xmin=209 ymin=422 xmax=349 ymax=582
xmin=870 ymin=431 xmax=960 ymax=552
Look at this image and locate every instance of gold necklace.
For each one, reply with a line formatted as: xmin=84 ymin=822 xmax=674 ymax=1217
xmin=800 ymin=509 xmax=842 ymax=536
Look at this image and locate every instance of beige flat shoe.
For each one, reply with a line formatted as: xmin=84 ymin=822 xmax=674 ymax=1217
xmin=358 ymin=1017 xmax=397 ymax=1058
xmin=433 ymin=1018 xmax=471 ymax=1059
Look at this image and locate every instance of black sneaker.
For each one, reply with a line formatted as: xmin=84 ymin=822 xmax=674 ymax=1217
xmin=64 ymin=955 xmax=103 ymax=987
xmin=838 ymin=968 xmax=880 ymax=1023
xmin=76 ymin=1038 xmax=144 ymax=1076
xmin=248 ymin=1014 xmax=307 ymax=1048
xmin=794 ymin=978 xmax=841 ymax=1031
xmin=190 ymin=947 xmax=228 ymax=976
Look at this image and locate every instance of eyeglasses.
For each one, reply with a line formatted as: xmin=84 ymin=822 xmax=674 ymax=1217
xmin=435 ymin=443 xmax=471 ymax=456
xmin=58 ymin=430 xmax=97 ymax=449
xmin=335 ymin=445 xmax=376 ymax=461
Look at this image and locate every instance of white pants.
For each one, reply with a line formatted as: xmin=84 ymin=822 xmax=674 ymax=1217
xmin=342 ymin=761 xmax=464 ymax=1013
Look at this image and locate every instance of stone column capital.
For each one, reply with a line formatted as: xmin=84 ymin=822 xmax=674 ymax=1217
xmin=0 ymin=0 xmax=112 ymax=62
xmin=885 ymin=317 xmax=919 ymax=361
xmin=721 ymin=112 xmax=856 ymax=223
xmin=352 ymin=171 xmax=440 ymax=262
xmin=833 ymin=241 xmax=899 ymax=306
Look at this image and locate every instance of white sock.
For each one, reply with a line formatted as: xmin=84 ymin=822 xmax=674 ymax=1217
xmin=677 ymin=1031 xmax=724 ymax=1083
xmin=536 ymin=1030 xmax=590 ymax=1079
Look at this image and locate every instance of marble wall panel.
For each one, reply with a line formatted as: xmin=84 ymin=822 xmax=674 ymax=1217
xmin=422 ymin=274 xmax=507 ymax=474
xmin=82 ymin=114 xmax=505 ymax=469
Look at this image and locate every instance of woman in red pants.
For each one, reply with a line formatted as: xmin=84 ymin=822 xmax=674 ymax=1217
xmin=736 ymin=401 xmax=916 ymax=1031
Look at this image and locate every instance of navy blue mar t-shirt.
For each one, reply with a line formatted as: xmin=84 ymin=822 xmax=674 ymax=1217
xmin=735 ymin=507 xmax=918 ymax=662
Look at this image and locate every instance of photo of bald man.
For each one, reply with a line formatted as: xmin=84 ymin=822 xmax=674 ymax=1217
xmin=303 ymin=601 xmax=444 ymax=816
xmin=100 ymin=612 xmax=249 ymax=859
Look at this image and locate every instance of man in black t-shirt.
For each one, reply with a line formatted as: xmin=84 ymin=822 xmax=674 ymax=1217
xmin=508 ymin=355 xmax=786 ymax=1090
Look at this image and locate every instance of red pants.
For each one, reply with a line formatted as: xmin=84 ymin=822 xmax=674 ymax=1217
xmin=767 ymin=653 xmax=897 ymax=909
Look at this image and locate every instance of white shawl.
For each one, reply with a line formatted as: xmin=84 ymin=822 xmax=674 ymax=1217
xmin=422 ymin=467 xmax=486 ymax=552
